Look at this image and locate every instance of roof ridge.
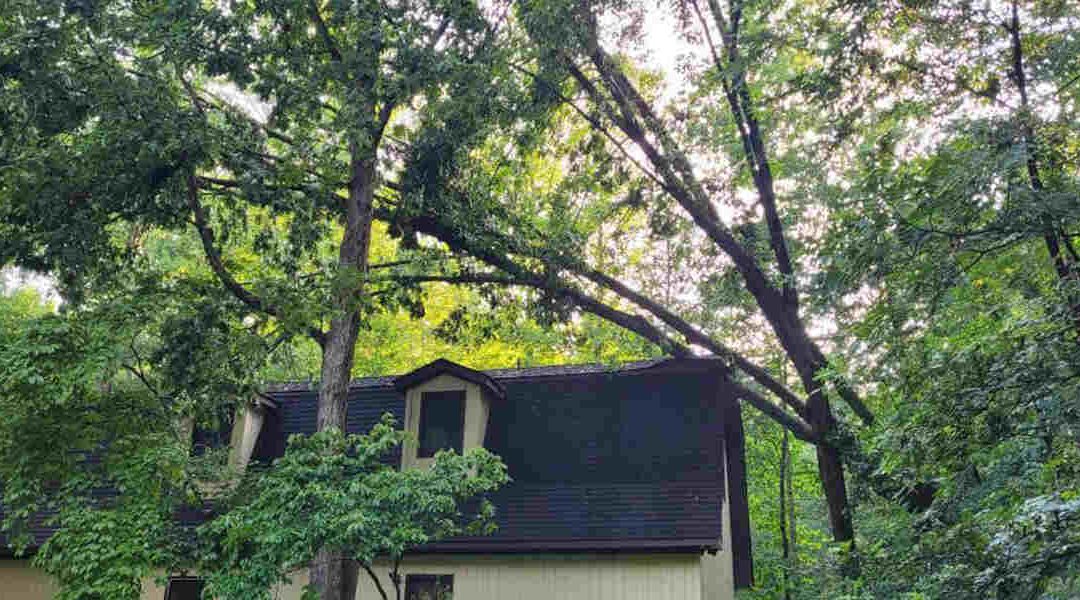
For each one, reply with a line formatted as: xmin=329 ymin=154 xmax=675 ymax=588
xmin=262 ymin=357 xmax=678 ymax=393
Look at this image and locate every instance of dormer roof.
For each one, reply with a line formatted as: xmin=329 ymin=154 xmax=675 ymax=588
xmin=392 ymin=358 xmax=505 ymax=400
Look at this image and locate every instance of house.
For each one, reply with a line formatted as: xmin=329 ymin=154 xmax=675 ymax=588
xmin=0 ymin=357 xmax=753 ymax=599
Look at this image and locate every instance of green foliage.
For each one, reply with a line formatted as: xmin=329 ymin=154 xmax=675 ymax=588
xmin=0 ymin=278 xmax=517 ymax=599
xmin=199 ymin=416 xmax=507 ymax=600
xmin=35 ymin=449 xmax=190 ymax=600
xmin=15 ymin=405 xmax=507 ymax=600
xmin=4 ymin=0 xmax=1080 ymax=597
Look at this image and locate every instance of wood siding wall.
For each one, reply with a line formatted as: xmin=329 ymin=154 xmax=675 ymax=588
xmin=1 ymin=552 xmax=734 ymax=600
xmin=353 ymin=554 xmax=725 ymax=600
xmin=0 ymin=561 xmax=56 ymax=600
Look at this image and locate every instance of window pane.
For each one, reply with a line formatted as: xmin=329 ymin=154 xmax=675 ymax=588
xmin=405 ymin=574 xmax=454 ymax=600
xmin=192 ymin=405 xmax=234 ymax=457
xmin=418 ymin=391 xmax=465 ymax=458
xmin=164 ymin=577 xmax=204 ymax=600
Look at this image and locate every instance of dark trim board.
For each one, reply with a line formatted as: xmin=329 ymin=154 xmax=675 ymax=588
xmin=721 ymin=381 xmax=754 ymax=589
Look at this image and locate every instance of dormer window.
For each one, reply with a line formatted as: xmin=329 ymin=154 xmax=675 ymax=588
xmin=418 ymin=390 xmax=465 ymax=457
xmin=395 ymin=359 xmax=504 ymax=469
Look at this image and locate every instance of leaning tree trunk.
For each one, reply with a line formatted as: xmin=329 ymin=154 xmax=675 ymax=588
xmin=755 ymin=292 xmax=859 ymax=550
xmin=310 ymin=151 xmax=377 ymax=600
xmin=802 ymin=366 xmax=856 ymax=550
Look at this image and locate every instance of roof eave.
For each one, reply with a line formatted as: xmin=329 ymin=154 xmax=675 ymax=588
xmin=413 ymin=537 xmax=721 ymax=554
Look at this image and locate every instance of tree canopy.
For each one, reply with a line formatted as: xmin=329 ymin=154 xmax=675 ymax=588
xmin=2 ymin=0 xmax=1080 ymax=598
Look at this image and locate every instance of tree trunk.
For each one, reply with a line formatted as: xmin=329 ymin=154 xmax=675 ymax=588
xmin=771 ymin=312 xmax=858 ymax=551
xmin=802 ymin=375 xmax=860 ymax=576
xmin=311 ymin=554 xmax=360 ymax=600
xmin=569 ymin=3 xmax=870 ymax=552
xmin=786 ymin=430 xmax=797 ymax=558
xmin=779 ymin=429 xmax=793 ymax=600
xmin=815 ymin=441 xmax=854 ymax=543
xmin=310 ymin=150 xmax=376 ymax=600
xmin=1007 ymin=0 xmax=1080 ymax=337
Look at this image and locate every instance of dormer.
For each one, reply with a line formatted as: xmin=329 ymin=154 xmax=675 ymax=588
xmin=394 ymin=359 xmax=504 ymax=469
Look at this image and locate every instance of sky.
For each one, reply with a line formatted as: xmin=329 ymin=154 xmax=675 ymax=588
xmin=1 ymin=267 xmax=59 ymax=303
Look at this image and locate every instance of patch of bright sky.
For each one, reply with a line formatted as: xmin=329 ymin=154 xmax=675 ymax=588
xmin=1 ymin=267 xmax=61 ymax=306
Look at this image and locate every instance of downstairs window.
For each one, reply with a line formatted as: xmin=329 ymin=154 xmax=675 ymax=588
xmin=164 ymin=577 xmax=204 ymax=600
xmin=405 ymin=574 xmax=454 ymax=600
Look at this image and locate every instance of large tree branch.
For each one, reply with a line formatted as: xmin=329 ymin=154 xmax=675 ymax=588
xmin=729 ymin=381 xmax=817 ymax=442
xmin=510 ymin=61 xmax=668 ymax=192
xmin=375 ymin=192 xmax=818 ymax=433
xmin=384 ymin=272 xmax=819 ymax=439
xmin=570 ymin=59 xmax=790 ymax=319
xmin=383 ymin=273 xmax=692 ymax=358
xmin=567 ymin=19 xmax=874 ymax=426
xmin=586 ymin=258 xmax=869 ymax=423
xmin=360 ymin=562 xmax=389 ymax=600
xmin=566 ymin=48 xmax=789 ymax=317
xmin=380 ymin=200 xmax=810 ymax=419
xmin=309 ymin=0 xmax=344 ymax=62
xmin=373 ymin=192 xmax=814 ymax=426
xmin=374 ymin=198 xmax=700 ymax=360
xmin=694 ymin=0 xmax=798 ymax=308
xmin=185 ymin=174 xmax=327 ymax=346
xmin=579 ymin=268 xmax=810 ymax=419
xmin=186 ymin=174 xmax=277 ymax=315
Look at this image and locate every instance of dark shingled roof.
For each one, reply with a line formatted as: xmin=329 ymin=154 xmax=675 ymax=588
xmin=0 ymin=506 xmax=56 ymax=558
xmin=258 ymin=358 xmax=753 ymax=588
xmin=0 ymin=489 xmax=214 ymax=559
xmin=261 ymin=359 xmax=673 ymax=394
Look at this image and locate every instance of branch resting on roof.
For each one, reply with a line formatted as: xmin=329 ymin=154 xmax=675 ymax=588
xmin=383 ymin=273 xmax=692 ymax=358
xmin=379 ymin=272 xmax=817 ymax=439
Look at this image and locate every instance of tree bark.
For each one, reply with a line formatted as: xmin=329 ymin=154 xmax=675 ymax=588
xmin=1007 ymin=0 xmax=1080 ymax=337
xmin=779 ymin=429 xmax=793 ymax=600
xmin=310 ymin=150 xmax=376 ymax=599
xmin=786 ymin=432 xmax=797 ymax=557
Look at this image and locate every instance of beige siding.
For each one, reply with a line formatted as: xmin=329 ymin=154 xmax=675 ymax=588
xmin=0 ymin=561 xmax=56 ymax=600
xmin=355 ymin=554 xmax=717 ymax=600
xmin=229 ymin=401 xmax=266 ymax=472
xmin=702 ymin=441 xmax=736 ymax=598
xmin=140 ymin=571 xmax=308 ymax=600
xmin=0 ymin=563 xmax=306 ymax=600
xmin=3 ymin=552 xmax=735 ymax=600
xmin=700 ymin=550 xmax=734 ymax=600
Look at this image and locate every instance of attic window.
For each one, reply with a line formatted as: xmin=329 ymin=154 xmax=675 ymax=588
xmin=417 ymin=390 xmax=465 ymax=458
xmin=191 ymin=408 xmax=234 ymax=457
